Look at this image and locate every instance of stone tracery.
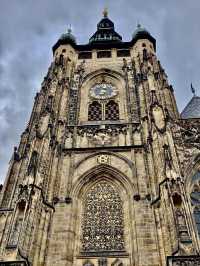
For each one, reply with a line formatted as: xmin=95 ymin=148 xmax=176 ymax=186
xmin=81 ymin=181 xmax=125 ymax=253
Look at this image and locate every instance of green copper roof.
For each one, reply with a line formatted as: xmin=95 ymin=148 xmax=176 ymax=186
xmin=132 ymin=24 xmax=150 ymax=38
xmin=59 ymin=29 xmax=76 ymax=44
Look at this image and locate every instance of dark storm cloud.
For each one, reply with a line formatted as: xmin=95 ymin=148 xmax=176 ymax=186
xmin=0 ymin=0 xmax=200 ymax=182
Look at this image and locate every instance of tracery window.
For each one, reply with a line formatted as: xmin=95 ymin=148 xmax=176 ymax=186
xmin=88 ymin=101 xmax=102 ymax=121
xmin=88 ymin=100 xmax=119 ymax=121
xmin=81 ymin=181 xmax=125 ymax=253
xmin=105 ymin=100 xmax=119 ymax=120
xmin=190 ymin=171 xmax=200 ymax=237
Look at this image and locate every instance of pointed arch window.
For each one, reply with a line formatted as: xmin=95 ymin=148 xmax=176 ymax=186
xmin=81 ymin=181 xmax=125 ymax=253
xmin=88 ymin=101 xmax=102 ymax=121
xmin=88 ymin=100 xmax=120 ymax=121
xmin=8 ymin=200 xmax=26 ymax=247
xmin=105 ymin=100 xmax=119 ymax=120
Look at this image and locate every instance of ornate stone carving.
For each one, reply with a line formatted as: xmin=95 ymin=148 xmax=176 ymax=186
xmin=81 ymin=181 xmax=125 ymax=253
xmin=111 ymin=258 xmax=123 ymax=266
xmin=97 ymin=155 xmax=110 ymax=165
xmin=76 ymin=124 xmax=129 ymax=147
xmin=168 ymin=256 xmax=200 ymax=266
xmin=27 ymin=151 xmax=38 ymax=177
xmin=83 ymin=260 xmax=94 ymax=266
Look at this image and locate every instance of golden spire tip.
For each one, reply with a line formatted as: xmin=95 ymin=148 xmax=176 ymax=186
xmin=103 ymin=8 xmax=108 ymax=18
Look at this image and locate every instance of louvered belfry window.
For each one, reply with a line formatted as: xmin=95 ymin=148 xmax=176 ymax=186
xmin=88 ymin=101 xmax=102 ymax=121
xmin=105 ymin=100 xmax=119 ymax=120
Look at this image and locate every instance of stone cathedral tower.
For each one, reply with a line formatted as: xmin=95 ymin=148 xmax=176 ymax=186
xmin=0 ymin=11 xmax=200 ymax=266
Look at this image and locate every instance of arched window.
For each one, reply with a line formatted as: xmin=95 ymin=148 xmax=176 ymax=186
xmin=88 ymin=101 xmax=102 ymax=121
xmin=190 ymin=171 xmax=200 ymax=237
xmin=81 ymin=181 xmax=125 ymax=253
xmin=8 ymin=200 xmax=26 ymax=247
xmin=105 ymin=100 xmax=119 ymax=120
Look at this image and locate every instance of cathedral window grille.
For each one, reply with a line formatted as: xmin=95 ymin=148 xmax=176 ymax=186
xmin=8 ymin=200 xmax=26 ymax=247
xmin=81 ymin=181 xmax=125 ymax=253
xmin=88 ymin=101 xmax=102 ymax=121
xmin=105 ymin=100 xmax=119 ymax=120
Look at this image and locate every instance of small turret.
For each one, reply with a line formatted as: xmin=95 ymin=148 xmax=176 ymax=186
xmin=131 ymin=24 xmax=156 ymax=50
xmin=52 ymin=28 xmax=76 ymax=54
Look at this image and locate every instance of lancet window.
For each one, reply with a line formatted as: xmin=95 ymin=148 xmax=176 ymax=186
xmin=8 ymin=200 xmax=26 ymax=247
xmin=88 ymin=100 xmax=119 ymax=121
xmin=190 ymin=171 xmax=200 ymax=237
xmin=105 ymin=100 xmax=119 ymax=120
xmin=88 ymin=101 xmax=102 ymax=121
xmin=81 ymin=181 xmax=125 ymax=253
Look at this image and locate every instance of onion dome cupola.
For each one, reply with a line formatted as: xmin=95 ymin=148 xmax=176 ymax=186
xmin=132 ymin=24 xmax=156 ymax=50
xmin=89 ymin=9 xmax=122 ymax=44
xmin=181 ymin=84 xmax=200 ymax=118
xmin=52 ymin=28 xmax=76 ymax=53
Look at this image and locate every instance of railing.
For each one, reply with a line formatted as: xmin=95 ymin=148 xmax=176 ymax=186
xmin=0 ymin=262 xmax=26 ymax=266
xmin=167 ymin=255 xmax=200 ymax=266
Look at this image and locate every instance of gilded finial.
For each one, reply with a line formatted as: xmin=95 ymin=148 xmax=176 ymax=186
xmin=103 ymin=8 xmax=108 ymax=18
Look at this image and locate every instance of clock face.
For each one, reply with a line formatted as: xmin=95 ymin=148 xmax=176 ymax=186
xmin=90 ymin=83 xmax=117 ymax=99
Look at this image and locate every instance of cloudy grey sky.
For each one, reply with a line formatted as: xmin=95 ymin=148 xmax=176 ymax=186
xmin=0 ymin=0 xmax=200 ymax=183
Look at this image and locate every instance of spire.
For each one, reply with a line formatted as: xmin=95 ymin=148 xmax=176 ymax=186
xmin=103 ymin=7 xmax=108 ymax=18
xmin=89 ymin=11 xmax=122 ymax=43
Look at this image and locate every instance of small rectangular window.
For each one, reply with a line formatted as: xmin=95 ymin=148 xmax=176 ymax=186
xmin=78 ymin=52 xmax=92 ymax=59
xmin=97 ymin=50 xmax=111 ymax=58
xmin=117 ymin=49 xmax=130 ymax=57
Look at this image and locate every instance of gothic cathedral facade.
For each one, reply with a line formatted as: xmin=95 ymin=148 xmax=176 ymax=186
xmin=0 ymin=12 xmax=200 ymax=266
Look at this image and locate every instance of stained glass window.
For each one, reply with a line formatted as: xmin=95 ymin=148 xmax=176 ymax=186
xmin=81 ymin=181 xmax=125 ymax=253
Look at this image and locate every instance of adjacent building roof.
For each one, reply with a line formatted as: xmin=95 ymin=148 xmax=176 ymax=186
xmin=181 ymin=96 xmax=200 ymax=119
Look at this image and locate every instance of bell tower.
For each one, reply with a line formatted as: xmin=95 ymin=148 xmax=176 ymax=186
xmin=0 ymin=11 xmax=200 ymax=266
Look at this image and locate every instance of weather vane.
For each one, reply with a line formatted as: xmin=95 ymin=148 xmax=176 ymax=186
xmin=191 ymin=83 xmax=196 ymax=96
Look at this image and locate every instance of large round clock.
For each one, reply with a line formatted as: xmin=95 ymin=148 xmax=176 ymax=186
xmin=90 ymin=83 xmax=117 ymax=99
